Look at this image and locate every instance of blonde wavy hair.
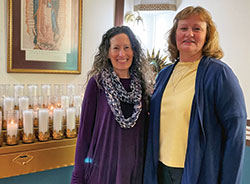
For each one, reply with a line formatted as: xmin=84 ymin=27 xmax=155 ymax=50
xmin=167 ymin=6 xmax=224 ymax=62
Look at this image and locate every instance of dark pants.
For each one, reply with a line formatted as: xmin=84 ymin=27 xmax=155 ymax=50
xmin=158 ymin=161 xmax=184 ymax=184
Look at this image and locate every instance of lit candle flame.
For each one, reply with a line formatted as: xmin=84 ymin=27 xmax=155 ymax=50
xmin=57 ymin=103 xmax=61 ymax=108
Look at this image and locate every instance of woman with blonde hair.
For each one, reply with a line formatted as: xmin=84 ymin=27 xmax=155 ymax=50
xmin=144 ymin=6 xmax=246 ymax=184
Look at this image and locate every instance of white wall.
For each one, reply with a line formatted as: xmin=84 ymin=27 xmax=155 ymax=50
xmin=0 ymin=0 xmax=115 ymax=85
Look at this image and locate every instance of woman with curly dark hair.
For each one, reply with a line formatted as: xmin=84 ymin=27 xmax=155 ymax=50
xmin=71 ymin=26 xmax=154 ymax=184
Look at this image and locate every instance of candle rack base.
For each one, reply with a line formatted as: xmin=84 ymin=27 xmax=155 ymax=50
xmin=66 ymin=129 xmax=76 ymax=138
xmin=0 ymin=138 xmax=76 ymax=179
xmin=23 ymin=133 xmax=35 ymax=143
xmin=38 ymin=132 xmax=50 ymax=142
xmin=52 ymin=130 xmax=64 ymax=140
xmin=7 ymin=135 xmax=19 ymax=145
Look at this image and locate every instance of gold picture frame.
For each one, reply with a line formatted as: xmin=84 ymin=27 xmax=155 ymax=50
xmin=7 ymin=0 xmax=82 ymax=74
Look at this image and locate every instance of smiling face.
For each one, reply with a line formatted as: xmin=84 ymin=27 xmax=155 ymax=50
xmin=108 ymin=33 xmax=133 ymax=78
xmin=176 ymin=15 xmax=207 ymax=62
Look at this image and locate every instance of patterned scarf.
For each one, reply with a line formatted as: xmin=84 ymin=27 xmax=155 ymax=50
xmin=101 ymin=69 xmax=142 ymax=128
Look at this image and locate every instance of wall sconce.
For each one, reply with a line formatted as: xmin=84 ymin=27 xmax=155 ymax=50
xmin=124 ymin=11 xmax=144 ymax=29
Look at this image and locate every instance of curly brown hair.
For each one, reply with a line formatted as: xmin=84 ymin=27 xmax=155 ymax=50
xmin=167 ymin=6 xmax=224 ymax=62
xmin=87 ymin=26 xmax=154 ymax=97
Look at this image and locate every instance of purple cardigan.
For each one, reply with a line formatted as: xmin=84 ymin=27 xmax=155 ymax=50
xmin=71 ymin=77 xmax=148 ymax=184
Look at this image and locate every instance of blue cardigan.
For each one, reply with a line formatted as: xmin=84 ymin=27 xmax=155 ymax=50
xmin=144 ymin=56 xmax=247 ymax=184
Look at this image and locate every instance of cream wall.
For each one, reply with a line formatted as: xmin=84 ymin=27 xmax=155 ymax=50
xmin=0 ymin=0 xmax=115 ymax=84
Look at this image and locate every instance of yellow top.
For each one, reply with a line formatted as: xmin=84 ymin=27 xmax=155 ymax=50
xmin=159 ymin=59 xmax=200 ymax=167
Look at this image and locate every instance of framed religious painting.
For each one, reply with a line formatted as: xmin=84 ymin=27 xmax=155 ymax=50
xmin=7 ymin=0 xmax=82 ymax=74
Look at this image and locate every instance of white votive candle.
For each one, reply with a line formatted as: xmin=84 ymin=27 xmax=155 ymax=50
xmin=19 ymin=97 xmax=29 ymax=111
xmin=39 ymin=109 xmax=49 ymax=133
xmin=7 ymin=121 xmax=18 ymax=137
xmin=23 ymin=110 xmax=33 ymax=135
xmin=66 ymin=108 xmax=76 ymax=131
xmin=31 ymin=96 xmax=39 ymax=107
xmin=61 ymin=96 xmax=69 ymax=108
xmin=3 ymin=97 xmax=14 ymax=120
xmin=53 ymin=108 xmax=63 ymax=132
xmin=39 ymin=96 xmax=51 ymax=107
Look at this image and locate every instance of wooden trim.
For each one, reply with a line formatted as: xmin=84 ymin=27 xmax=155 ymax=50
xmin=114 ymin=0 xmax=124 ymax=26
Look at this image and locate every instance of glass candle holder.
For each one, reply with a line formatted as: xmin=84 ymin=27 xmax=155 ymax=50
xmin=3 ymin=84 xmax=12 ymax=98
xmin=73 ymin=95 xmax=82 ymax=124
xmin=54 ymin=84 xmax=64 ymax=97
xmin=14 ymin=84 xmax=24 ymax=109
xmin=18 ymin=96 xmax=29 ymax=128
xmin=23 ymin=109 xmax=35 ymax=143
xmin=66 ymin=84 xmax=76 ymax=106
xmin=38 ymin=108 xmax=50 ymax=141
xmin=6 ymin=110 xmax=19 ymax=145
xmin=3 ymin=97 xmax=14 ymax=130
xmin=27 ymin=84 xmax=38 ymax=98
xmin=29 ymin=96 xmax=39 ymax=110
xmin=61 ymin=95 xmax=70 ymax=109
xmin=66 ymin=107 xmax=76 ymax=138
xmin=14 ymin=84 xmax=24 ymax=98
xmin=66 ymin=84 xmax=76 ymax=96
xmin=19 ymin=96 xmax=29 ymax=111
xmin=53 ymin=108 xmax=64 ymax=140
xmin=27 ymin=84 xmax=38 ymax=108
xmin=61 ymin=96 xmax=69 ymax=125
xmin=48 ymin=104 xmax=54 ymax=126
xmin=77 ymin=84 xmax=84 ymax=97
xmin=53 ymin=84 xmax=65 ymax=108
xmin=39 ymin=95 xmax=52 ymax=108
xmin=41 ymin=84 xmax=51 ymax=97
